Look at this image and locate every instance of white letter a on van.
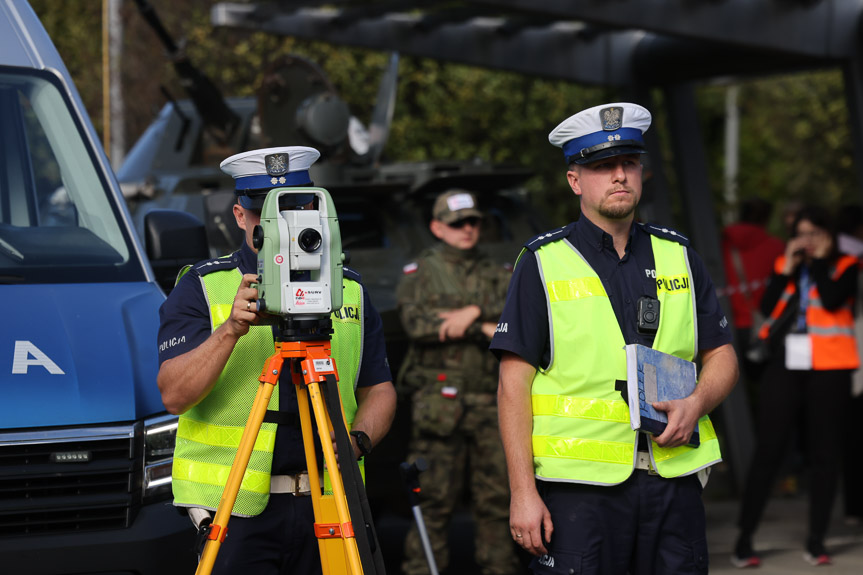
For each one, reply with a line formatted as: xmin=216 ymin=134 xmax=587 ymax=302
xmin=12 ymin=340 xmax=65 ymax=375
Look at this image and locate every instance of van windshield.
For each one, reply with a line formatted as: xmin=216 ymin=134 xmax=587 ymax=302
xmin=0 ymin=67 xmax=144 ymax=284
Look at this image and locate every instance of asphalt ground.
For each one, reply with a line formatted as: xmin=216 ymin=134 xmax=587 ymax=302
xmin=373 ymin=465 xmax=863 ymax=574
xmin=706 ymin=496 xmax=863 ymax=574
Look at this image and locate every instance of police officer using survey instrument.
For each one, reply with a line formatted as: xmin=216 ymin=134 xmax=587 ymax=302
xmin=397 ymin=189 xmax=517 ymax=575
xmin=490 ymin=103 xmax=738 ymax=575
xmin=157 ymin=146 xmax=397 ymax=575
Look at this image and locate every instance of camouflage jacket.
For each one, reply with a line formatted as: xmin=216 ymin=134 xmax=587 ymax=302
xmin=396 ymin=243 xmax=511 ymax=395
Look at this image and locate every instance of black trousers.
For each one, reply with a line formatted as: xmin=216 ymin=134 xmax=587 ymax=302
xmin=842 ymin=391 xmax=863 ymax=518
xmin=531 ymin=473 xmax=708 ymax=575
xmin=211 ymin=493 xmax=322 ymax=575
xmin=737 ymin=353 xmax=851 ymax=543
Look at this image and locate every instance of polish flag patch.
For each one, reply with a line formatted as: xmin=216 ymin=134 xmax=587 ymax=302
xmin=403 ymin=262 xmax=419 ymax=274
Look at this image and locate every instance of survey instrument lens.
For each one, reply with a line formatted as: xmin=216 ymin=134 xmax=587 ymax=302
xmin=299 ymin=228 xmax=323 ymax=253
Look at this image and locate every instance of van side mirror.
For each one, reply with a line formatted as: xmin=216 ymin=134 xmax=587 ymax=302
xmin=144 ymin=209 xmax=209 ymax=292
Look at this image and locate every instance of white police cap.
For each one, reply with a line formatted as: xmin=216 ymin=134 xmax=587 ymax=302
xmin=549 ymin=102 xmax=651 ymax=165
xmin=220 ymin=146 xmax=321 ymax=209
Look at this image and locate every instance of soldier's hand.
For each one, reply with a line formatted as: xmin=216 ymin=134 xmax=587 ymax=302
xmin=437 ymin=305 xmax=481 ymax=341
xmin=480 ymin=321 xmax=497 ymax=339
xmin=652 ymin=395 xmax=701 ymax=448
xmin=224 ymin=274 xmax=260 ymax=339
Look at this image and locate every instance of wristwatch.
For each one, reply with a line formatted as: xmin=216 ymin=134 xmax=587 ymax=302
xmin=349 ymin=430 xmax=373 ymax=458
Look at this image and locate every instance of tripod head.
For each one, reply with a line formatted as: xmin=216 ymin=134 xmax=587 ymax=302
xmin=252 ymin=186 xmax=344 ymax=336
xmin=274 ymin=316 xmax=334 ymax=342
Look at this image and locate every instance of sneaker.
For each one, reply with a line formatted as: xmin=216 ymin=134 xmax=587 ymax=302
xmin=731 ymin=537 xmax=761 ymax=568
xmin=802 ymin=552 xmax=831 ymax=566
xmin=730 ymin=555 xmax=761 ymax=568
xmin=803 ymin=540 xmax=831 ymax=566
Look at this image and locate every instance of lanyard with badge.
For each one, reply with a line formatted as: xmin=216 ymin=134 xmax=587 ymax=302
xmin=785 ymin=265 xmax=813 ymax=370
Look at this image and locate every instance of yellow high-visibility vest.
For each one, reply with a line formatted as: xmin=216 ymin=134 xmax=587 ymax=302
xmin=530 ymin=234 xmax=721 ymax=485
xmin=171 ymin=262 xmax=363 ymax=516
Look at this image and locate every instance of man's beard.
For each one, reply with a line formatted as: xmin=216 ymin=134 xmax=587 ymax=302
xmin=598 ymin=196 xmax=636 ymax=220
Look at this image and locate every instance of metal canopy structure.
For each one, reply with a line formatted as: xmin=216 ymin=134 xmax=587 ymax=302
xmin=211 ymin=0 xmax=857 ymax=83
xmin=210 ymin=0 xmax=863 ymax=235
xmin=211 ymin=0 xmax=863 ymax=488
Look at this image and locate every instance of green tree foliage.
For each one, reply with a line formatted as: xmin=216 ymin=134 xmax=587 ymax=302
xmin=29 ymin=0 xmax=104 ymax=131
xmin=29 ymin=0 xmax=861 ymax=230
xmin=700 ymin=72 xmax=857 ymax=235
xmin=161 ymin=6 xmax=609 ymax=223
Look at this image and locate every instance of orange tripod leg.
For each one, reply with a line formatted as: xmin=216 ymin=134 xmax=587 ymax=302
xmin=289 ymin=342 xmax=363 ymax=575
xmin=195 ymin=351 xmax=284 ymax=575
xmin=306 ymin=377 xmax=363 ymax=575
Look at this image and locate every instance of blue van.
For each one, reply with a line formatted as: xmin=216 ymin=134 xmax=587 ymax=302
xmin=0 ymin=1 xmax=201 ymax=572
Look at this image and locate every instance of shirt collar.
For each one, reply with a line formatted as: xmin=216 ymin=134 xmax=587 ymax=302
xmin=575 ymin=215 xmax=637 ymax=254
xmin=238 ymin=241 xmax=257 ymax=275
xmin=439 ymin=242 xmax=480 ymax=262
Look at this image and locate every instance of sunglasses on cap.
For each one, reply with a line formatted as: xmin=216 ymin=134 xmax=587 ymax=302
xmin=447 ymin=216 xmax=481 ymax=229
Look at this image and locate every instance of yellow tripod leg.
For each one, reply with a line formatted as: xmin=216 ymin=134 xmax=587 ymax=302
xmin=295 ymin=383 xmax=339 ymax=574
xmin=304 ymin=378 xmax=364 ymax=575
xmin=196 ymin=377 xmax=276 ymax=575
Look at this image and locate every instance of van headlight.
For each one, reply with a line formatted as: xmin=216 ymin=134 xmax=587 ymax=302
xmin=143 ymin=413 xmax=177 ymax=502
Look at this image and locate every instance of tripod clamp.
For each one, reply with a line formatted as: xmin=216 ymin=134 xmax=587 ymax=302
xmin=274 ymin=316 xmax=334 ymax=342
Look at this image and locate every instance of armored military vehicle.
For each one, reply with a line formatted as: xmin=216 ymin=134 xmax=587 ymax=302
xmin=119 ymin=1 xmax=545 ymax=296
xmin=117 ymin=3 xmax=548 ymax=551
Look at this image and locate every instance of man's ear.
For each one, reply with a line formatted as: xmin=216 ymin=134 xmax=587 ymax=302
xmin=233 ymin=203 xmax=247 ymax=230
xmin=429 ymin=219 xmax=445 ymax=240
xmin=567 ymin=170 xmax=582 ymax=197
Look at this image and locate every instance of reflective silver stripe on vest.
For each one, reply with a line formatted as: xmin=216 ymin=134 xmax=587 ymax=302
xmin=682 ymin=246 xmax=699 ymax=358
xmin=355 ymin=282 xmax=364 ymax=391
xmin=808 ymin=325 xmax=856 ymax=336
xmin=198 ymin=273 xmax=213 ymax=324
xmin=536 ymin=246 xmax=554 ymax=372
xmin=761 ymin=289 xmax=795 ymax=331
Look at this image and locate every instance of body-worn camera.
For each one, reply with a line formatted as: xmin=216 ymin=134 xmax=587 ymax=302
xmin=252 ymin=187 xmax=344 ymax=318
xmin=636 ymin=296 xmax=660 ymax=335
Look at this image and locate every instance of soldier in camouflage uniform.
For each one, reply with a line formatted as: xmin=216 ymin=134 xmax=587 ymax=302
xmin=397 ymin=190 xmax=518 ymax=575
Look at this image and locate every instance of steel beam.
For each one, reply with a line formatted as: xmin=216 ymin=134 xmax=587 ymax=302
xmin=212 ymin=3 xmax=644 ymax=85
xmin=626 ymin=87 xmax=674 ymax=226
xmin=842 ymin=12 xmax=863 ymax=202
xmin=213 ymin=3 xmax=841 ymax=85
xmin=469 ymin=0 xmax=862 ymax=59
xmin=664 ymin=83 xmax=754 ymax=490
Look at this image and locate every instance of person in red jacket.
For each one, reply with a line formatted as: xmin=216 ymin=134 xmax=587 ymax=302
xmin=721 ymin=198 xmax=785 ymax=380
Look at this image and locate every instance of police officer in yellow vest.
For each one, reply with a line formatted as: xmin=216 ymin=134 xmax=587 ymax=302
xmin=157 ymin=146 xmax=397 ymax=575
xmin=490 ymin=103 xmax=739 ymax=575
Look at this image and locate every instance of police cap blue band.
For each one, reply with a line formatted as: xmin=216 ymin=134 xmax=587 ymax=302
xmin=234 ymin=170 xmax=312 ymax=191
xmin=238 ymin=192 xmax=316 ymax=210
xmin=562 ymin=127 xmax=645 ymax=161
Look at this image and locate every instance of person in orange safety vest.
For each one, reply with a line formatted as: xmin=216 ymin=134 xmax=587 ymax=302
xmin=734 ymin=205 xmax=859 ymax=568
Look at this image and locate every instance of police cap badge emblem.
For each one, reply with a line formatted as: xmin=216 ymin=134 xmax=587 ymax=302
xmin=265 ymin=153 xmax=289 ymax=176
xmin=600 ymin=106 xmax=623 ymax=131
